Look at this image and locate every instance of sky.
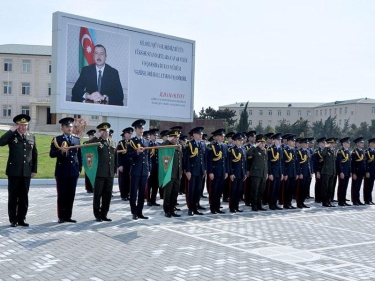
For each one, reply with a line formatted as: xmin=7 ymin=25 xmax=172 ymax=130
xmin=2 ymin=0 xmax=375 ymax=112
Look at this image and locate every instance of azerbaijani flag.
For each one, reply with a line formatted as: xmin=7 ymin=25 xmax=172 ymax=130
xmin=79 ymin=27 xmax=96 ymax=73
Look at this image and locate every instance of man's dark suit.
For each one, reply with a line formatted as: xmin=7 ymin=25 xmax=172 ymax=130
xmin=71 ymin=63 xmax=124 ymax=106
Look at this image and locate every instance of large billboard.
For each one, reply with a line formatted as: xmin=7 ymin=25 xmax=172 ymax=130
xmin=51 ymin=12 xmax=195 ymax=121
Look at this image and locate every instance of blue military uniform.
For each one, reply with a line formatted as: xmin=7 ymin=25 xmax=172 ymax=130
xmin=312 ymin=137 xmax=326 ymax=203
xmin=146 ymin=129 xmax=160 ymax=206
xmin=364 ymin=138 xmax=375 ymax=204
xmin=296 ymin=139 xmax=312 ymax=208
xmin=351 ymin=137 xmax=366 ymax=205
xmin=336 ymin=137 xmax=351 ymax=206
xmin=283 ymin=135 xmax=300 ymax=209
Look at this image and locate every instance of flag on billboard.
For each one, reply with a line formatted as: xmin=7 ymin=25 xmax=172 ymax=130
xmin=79 ymin=27 xmax=96 ymax=73
xmin=158 ymin=147 xmax=175 ymax=187
xmin=81 ymin=145 xmax=98 ymax=187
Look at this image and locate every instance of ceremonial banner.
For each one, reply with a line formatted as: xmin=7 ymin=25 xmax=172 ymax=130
xmin=158 ymin=147 xmax=175 ymax=187
xmin=81 ymin=145 xmax=98 ymax=187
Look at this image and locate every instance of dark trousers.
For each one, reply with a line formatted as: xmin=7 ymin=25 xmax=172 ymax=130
xmin=315 ymin=177 xmax=322 ymax=202
xmin=283 ymin=177 xmax=296 ymax=207
xmin=120 ymin=166 xmax=131 ymax=199
xmin=146 ymin=169 xmax=159 ymax=203
xmin=351 ymin=176 xmax=363 ymax=204
xmin=187 ymin=175 xmax=203 ymax=211
xmin=200 ymin=175 xmax=206 ymax=197
xmin=244 ymin=177 xmax=252 ymax=205
xmin=93 ymin=177 xmax=113 ymax=218
xmin=230 ymin=178 xmax=243 ymax=210
xmin=223 ymin=177 xmax=231 ymax=201
xmin=56 ymin=176 xmax=78 ymax=220
xmin=209 ymin=176 xmax=224 ymax=212
xmin=130 ymin=175 xmax=148 ymax=215
xmin=330 ymin=175 xmax=338 ymax=201
xmin=297 ymin=175 xmax=309 ymax=205
xmin=262 ymin=178 xmax=271 ymax=204
xmin=251 ymin=176 xmax=266 ymax=208
xmin=269 ymin=177 xmax=281 ymax=207
xmin=307 ymin=177 xmax=312 ymax=197
xmin=337 ymin=175 xmax=350 ymax=204
xmin=364 ymin=176 xmax=375 ymax=203
xmin=8 ymin=176 xmax=30 ymax=223
xmin=180 ymin=173 xmax=187 ymax=194
xmin=163 ymin=178 xmax=180 ymax=214
xmin=321 ymin=174 xmax=334 ymax=205
xmin=84 ymin=173 xmax=93 ymax=192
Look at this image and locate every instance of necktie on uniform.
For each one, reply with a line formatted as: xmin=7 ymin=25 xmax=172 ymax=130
xmin=98 ymin=70 xmax=102 ymax=92
xmin=22 ymin=134 xmax=26 ymax=141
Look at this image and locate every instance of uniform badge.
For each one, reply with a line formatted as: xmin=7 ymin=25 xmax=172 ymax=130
xmin=14 ymin=138 xmax=18 ymax=143
xmin=86 ymin=154 xmax=94 ymax=169
xmin=163 ymin=156 xmax=171 ymax=170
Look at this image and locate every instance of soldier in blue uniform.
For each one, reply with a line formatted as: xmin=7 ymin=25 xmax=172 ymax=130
xmin=244 ymin=130 xmax=256 ymax=206
xmin=222 ymin=131 xmax=235 ymax=203
xmin=296 ymin=138 xmax=313 ymax=208
xmin=336 ymin=137 xmax=351 ymax=206
xmin=117 ymin=127 xmax=133 ymax=201
xmin=364 ymin=138 xmax=375 ymax=204
xmin=146 ymin=129 xmax=160 ymax=206
xmin=206 ymin=129 xmax=228 ymax=214
xmin=306 ymin=138 xmax=315 ymax=199
xmin=267 ymin=133 xmax=284 ymax=210
xmin=312 ymin=137 xmax=326 ymax=203
xmin=127 ymin=119 xmax=151 ymax=219
xmin=0 ymin=114 xmax=37 ymax=227
xmin=183 ymin=127 xmax=206 ymax=216
xmin=351 ymin=137 xmax=366 ymax=205
xmin=228 ymin=133 xmax=247 ymax=213
xmin=84 ymin=130 xmax=96 ymax=193
xmin=49 ymin=117 xmax=82 ymax=223
xmin=282 ymin=134 xmax=300 ymax=209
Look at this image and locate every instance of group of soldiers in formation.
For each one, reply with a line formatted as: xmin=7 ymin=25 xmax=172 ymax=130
xmin=1 ymin=114 xmax=374 ymax=227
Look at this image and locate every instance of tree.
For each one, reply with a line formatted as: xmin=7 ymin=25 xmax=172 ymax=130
xmin=291 ymin=118 xmax=311 ymax=137
xmin=236 ymin=102 xmax=249 ymax=132
xmin=275 ymin=119 xmax=292 ymax=135
xmin=254 ymin=122 xmax=265 ymax=134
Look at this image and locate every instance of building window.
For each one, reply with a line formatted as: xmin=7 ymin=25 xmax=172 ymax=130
xmin=49 ymin=61 xmax=52 ymax=74
xmin=351 ymin=110 xmax=354 ymax=115
xmin=3 ymin=82 xmax=12 ymax=94
xmin=259 ymin=110 xmax=263 ymax=116
xmin=372 ymin=107 xmax=375 ymax=114
xmin=48 ymin=83 xmax=51 ymax=96
xmin=339 ymin=119 xmax=342 ymax=126
xmin=344 ymin=107 xmax=347 ymax=114
xmin=91 ymin=115 xmax=99 ymax=120
xmin=22 ymin=60 xmax=31 ymax=72
xmin=307 ymin=110 xmax=311 ymax=116
xmin=21 ymin=106 xmax=30 ymax=116
xmin=316 ymin=110 xmax=318 ymax=116
xmin=297 ymin=110 xmax=302 ymax=116
xmin=329 ymin=109 xmax=332 ymax=116
xmin=287 ymin=110 xmax=290 ymax=116
xmin=2 ymin=105 xmax=11 ymax=117
xmin=277 ymin=110 xmax=281 ymax=116
xmin=22 ymin=83 xmax=30 ymax=95
xmin=325 ymin=109 xmax=327 ymax=115
xmin=320 ymin=110 xmax=322 ymax=116
xmin=268 ymin=110 xmax=272 ymax=116
xmin=248 ymin=110 xmax=252 ymax=116
xmin=73 ymin=114 xmax=81 ymax=118
xmin=4 ymin=59 xmax=12 ymax=71
xmin=248 ymin=120 xmax=252 ymax=126
xmin=259 ymin=120 xmax=263 ymax=126
xmin=334 ymin=108 xmax=337 ymax=115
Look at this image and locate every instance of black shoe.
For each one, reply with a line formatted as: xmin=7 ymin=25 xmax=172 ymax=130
xmin=193 ymin=211 xmax=203 ymax=215
xmin=297 ymin=204 xmax=303 ymax=209
xmin=269 ymin=206 xmax=276 ymax=210
xmin=197 ymin=205 xmax=206 ymax=210
xmin=188 ymin=210 xmax=194 ymax=216
xmin=174 ymin=207 xmax=181 ymax=211
xmin=283 ymin=205 xmax=292 ymax=209
xmin=230 ymin=209 xmax=236 ymax=213
xmin=121 ymin=197 xmax=128 ymax=201
xmin=147 ymin=202 xmax=152 ymax=206
xmin=176 ymin=202 xmax=180 ymax=205
xmin=338 ymin=203 xmax=345 ymax=206
xmin=369 ymin=202 xmax=375 ymax=205
xmin=302 ymin=203 xmax=310 ymax=208
xmin=165 ymin=212 xmax=172 ymax=218
xmin=251 ymin=207 xmax=258 ymax=212
xmin=132 ymin=215 xmax=138 ymax=220
xmin=331 ymin=199 xmax=338 ymax=202
xmin=138 ymin=214 xmax=149 ymax=219
xmin=328 ymin=203 xmax=336 ymax=207
xmin=358 ymin=201 xmax=365 ymax=205
xmin=220 ymin=206 xmax=223 ymax=209
xmin=17 ymin=220 xmax=29 ymax=227
xmin=290 ymin=205 xmax=297 ymax=209
xmin=245 ymin=203 xmax=251 ymax=206
xmin=322 ymin=203 xmax=330 ymax=207
xmin=101 ymin=217 xmax=112 ymax=222
xmin=95 ymin=217 xmax=102 ymax=222
xmin=10 ymin=222 xmax=17 ymax=227
xmin=153 ymin=203 xmax=161 ymax=206
xmin=210 ymin=210 xmax=217 ymax=214
xmin=315 ymin=201 xmax=322 ymax=203
xmin=216 ymin=210 xmax=225 ymax=214
xmin=346 ymin=199 xmax=350 ymax=201
xmin=87 ymin=190 xmax=93 ymax=193
xmin=65 ymin=218 xmax=77 ymax=223
xmin=275 ymin=205 xmax=283 ymax=210
xmin=235 ymin=209 xmax=243 ymax=212
xmin=353 ymin=202 xmax=360 ymax=206
xmin=201 ymin=195 xmax=207 ymax=198
xmin=344 ymin=203 xmax=352 ymax=206
xmin=171 ymin=213 xmax=181 ymax=217
xmin=258 ymin=207 xmax=267 ymax=211
xmin=58 ymin=218 xmax=65 ymax=224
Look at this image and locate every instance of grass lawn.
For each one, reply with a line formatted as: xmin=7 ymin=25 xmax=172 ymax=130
xmin=0 ymin=130 xmax=86 ymax=179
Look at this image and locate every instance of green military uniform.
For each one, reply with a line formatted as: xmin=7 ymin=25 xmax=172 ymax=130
xmin=321 ymin=138 xmax=337 ymax=207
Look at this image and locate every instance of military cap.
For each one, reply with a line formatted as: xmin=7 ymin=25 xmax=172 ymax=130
xmin=286 ymin=134 xmax=296 ymax=141
xmin=188 ymin=130 xmax=193 ymax=136
xmin=148 ymin=128 xmax=159 ymax=136
xmin=300 ymin=138 xmax=309 ymax=143
xmin=132 ymin=119 xmax=146 ymax=128
xmin=282 ymin=133 xmax=292 ymax=139
xmin=168 ymin=129 xmax=181 ymax=137
xmin=212 ymin=128 xmax=225 ymax=136
xmin=256 ymin=134 xmax=266 ymax=142
xmin=109 ymin=129 xmax=114 ymax=136
xmin=97 ymin=122 xmax=111 ymax=131
xmin=208 ymin=136 xmax=214 ymax=142
xmin=160 ymin=130 xmax=169 ymax=137
xmin=170 ymin=126 xmax=182 ymax=130
xmin=191 ymin=126 xmax=204 ymax=135
xmin=86 ymin=129 xmax=96 ymax=136
xmin=271 ymin=133 xmax=282 ymax=140
xmin=354 ymin=137 xmax=364 ymax=143
xmin=339 ymin=137 xmax=350 ymax=144
xmin=225 ymin=132 xmax=235 ymax=138
xmin=13 ymin=114 xmax=31 ymax=124
xmin=295 ymin=137 xmax=302 ymax=143
xmin=265 ymin=132 xmax=274 ymax=139
xmin=316 ymin=137 xmax=326 ymax=143
xmin=307 ymin=137 xmax=314 ymax=142
xmin=326 ymin=137 xmax=338 ymax=143
xmin=246 ymin=130 xmax=257 ymax=137
xmin=122 ymin=127 xmax=134 ymax=134
xmin=368 ymin=137 xmax=375 ymax=144
xmin=232 ymin=132 xmax=244 ymax=141
xmin=179 ymin=134 xmax=187 ymax=141
xmin=59 ymin=117 xmax=74 ymax=126
xmin=202 ymin=134 xmax=208 ymax=141
xmin=143 ymin=130 xmax=149 ymax=137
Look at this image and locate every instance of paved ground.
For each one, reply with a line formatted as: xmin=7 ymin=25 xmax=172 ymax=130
xmin=0 ymin=181 xmax=375 ymax=281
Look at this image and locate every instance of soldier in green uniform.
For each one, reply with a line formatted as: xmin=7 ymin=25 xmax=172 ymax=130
xmin=0 ymin=114 xmax=37 ymax=227
xmin=321 ymin=137 xmax=338 ymax=207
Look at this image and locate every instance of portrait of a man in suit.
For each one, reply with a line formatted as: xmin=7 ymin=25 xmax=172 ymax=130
xmin=71 ymin=44 xmax=124 ymax=106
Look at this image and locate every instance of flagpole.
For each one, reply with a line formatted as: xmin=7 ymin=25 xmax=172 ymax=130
xmin=117 ymin=144 xmax=179 ymax=153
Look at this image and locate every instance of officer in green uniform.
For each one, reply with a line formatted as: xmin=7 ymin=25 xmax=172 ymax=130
xmin=0 ymin=114 xmax=37 ymax=227
xmin=321 ymin=137 xmax=338 ymax=207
